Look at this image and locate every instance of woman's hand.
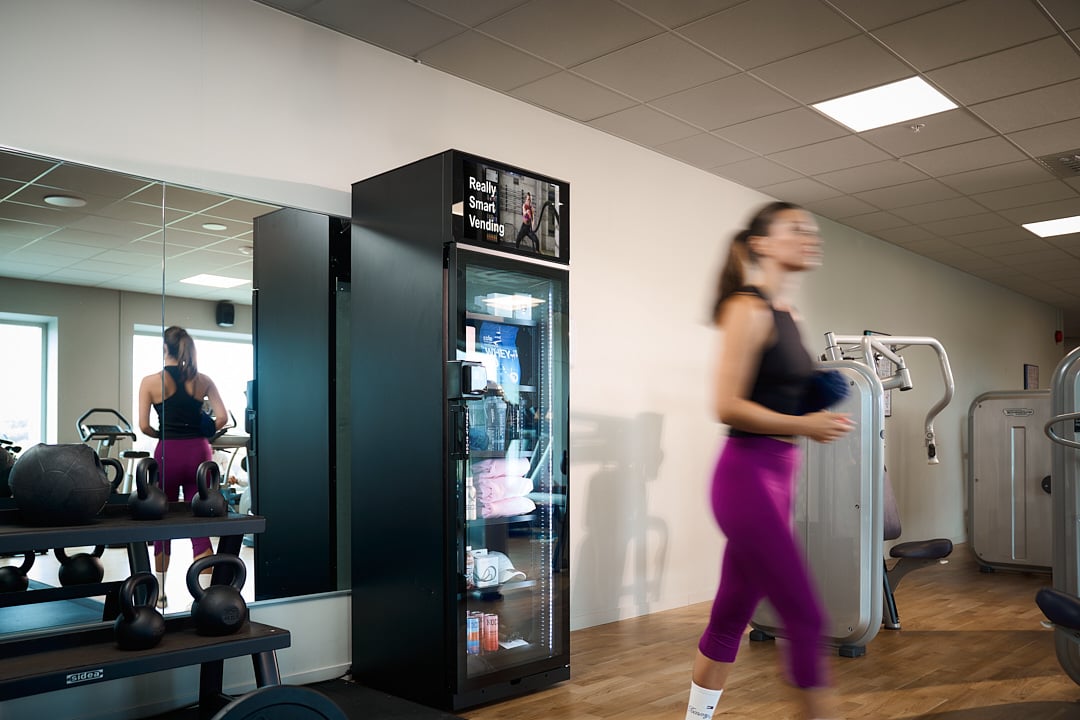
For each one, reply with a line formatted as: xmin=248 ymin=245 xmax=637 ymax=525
xmin=801 ymin=411 xmax=855 ymax=443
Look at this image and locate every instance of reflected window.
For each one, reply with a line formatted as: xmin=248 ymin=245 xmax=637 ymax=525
xmin=0 ymin=317 xmax=50 ymax=447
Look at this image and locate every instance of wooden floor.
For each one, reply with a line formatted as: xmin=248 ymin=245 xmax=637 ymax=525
xmin=462 ymin=545 xmax=1080 ymax=719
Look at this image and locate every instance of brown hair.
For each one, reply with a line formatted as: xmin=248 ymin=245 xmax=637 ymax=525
xmin=711 ymin=201 xmax=803 ymax=321
xmin=163 ymin=326 xmax=197 ymax=382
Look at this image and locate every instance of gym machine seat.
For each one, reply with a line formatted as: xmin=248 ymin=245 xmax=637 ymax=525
xmin=1037 ymin=587 xmax=1080 ymax=635
xmin=882 ymin=468 xmax=953 ymax=630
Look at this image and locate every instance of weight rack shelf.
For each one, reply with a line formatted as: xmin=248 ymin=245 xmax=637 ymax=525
xmin=0 ymin=502 xmax=265 ymax=553
xmin=0 ymin=616 xmax=290 ymax=701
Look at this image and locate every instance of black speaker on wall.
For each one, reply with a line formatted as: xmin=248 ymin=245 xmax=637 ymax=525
xmin=216 ymin=301 xmax=235 ymax=327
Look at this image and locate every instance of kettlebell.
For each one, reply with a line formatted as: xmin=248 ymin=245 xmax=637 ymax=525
xmin=114 ymin=572 xmax=166 ymax=650
xmin=54 ymin=546 xmax=105 ymax=586
xmin=191 ymin=461 xmax=228 ymax=518
xmin=0 ymin=551 xmax=35 ymax=593
xmin=129 ymin=457 xmax=168 ymax=520
xmin=103 ymin=457 xmax=124 ymax=493
xmin=187 ymin=554 xmax=248 ymax=636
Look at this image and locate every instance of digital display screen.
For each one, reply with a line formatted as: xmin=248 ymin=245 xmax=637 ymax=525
xmin=458 ymin=154 xmax=569 ymax=264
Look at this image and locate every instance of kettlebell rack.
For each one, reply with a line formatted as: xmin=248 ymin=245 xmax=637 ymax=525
xmin=0 ymin=502 xmax=291 ymax=711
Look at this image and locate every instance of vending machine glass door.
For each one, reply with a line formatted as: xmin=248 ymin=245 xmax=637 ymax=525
xmin=452 ymin=248 xmax=569 ymax=688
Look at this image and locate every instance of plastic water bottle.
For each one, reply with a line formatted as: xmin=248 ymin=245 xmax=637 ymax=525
xmin=485 ymin=395 xmax=506 ymax=451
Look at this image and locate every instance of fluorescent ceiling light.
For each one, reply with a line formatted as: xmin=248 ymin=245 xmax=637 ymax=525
xmin=180 ymin=273 xmax=248 ymax=288
xmin=812 ymin=77 xmax=957 ymax=132
xmin=1023 ymin=215 xmax=1080 ymax=238
xmin=481 ymin=295 xmax=545 ymax=311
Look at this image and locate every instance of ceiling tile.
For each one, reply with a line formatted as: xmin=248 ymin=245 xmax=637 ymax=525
xmin=588 ymin=105 xmax=701 ymax=145
xmin=903 ymin=137 xmax=1028 ymax=176
xmin=971 ymin=181 xmax=1080 ymax=211
xmin=757 ymin=177 xmax=844 ymax=203
xmin=872 ymin=0 xmax=1057 ymax=71
xmin=950 ymin=225 xmax=1032 ymax=248
xmin=37 ymin=164 xmax=153 ymax=200
xmin=651 ymin=73 xmax=798 ymax=130
xmin=860 ymin=110 xmax=995 ymax=156
xmin=1069 ymin=177 xmax=1080 ymax=194
xmin=305 ymin=0 xmax=466 ymax=55
xmin=768 ymin=136 xmax=890 ymax=175
xmin=714 ymin=108 xmax=848 ymax=155
xmin=937 ymin=160 xmax=1056 ymax=194
xmin=998 ymin=198 xmax=1080 ymax=225
xmin=839 ymin=211 xmax=910 ymax=233
xmin=962 ymin=238 xmax=1036 ymax=257
xmin=826 ymin=0 xmax=969 ymax=31
xmin=0 ymin=155 xmax=58 ymax=183
xmin=891 ymin=196 xmax=985 ymax=223
xmin=815 ymin=160 xmax=930 ymax=193
xmin=971 ymin=78 xmax=1080 ymax=134
xmin=1008 ymin=118 xmax=1080 ymax=158
xmin=409 ymin=0 xmax=528 ymax=26
xmin=477 ymin=0 xmax=662 ymax=67
xmin=853 ymin=179 xmax=961 ymax=209
xmin=752 ymin=34 xmax=911 ymax=104
xmin=711 ymin=159 xmax=803 ymax=188
xmin=419 ymin=31 xmax=560 ymax=91
xmin=803 ymin=195 xmax=879 ymax=218
xmin=0 ymin=218 xmax=56 ymax=240
xmin=920 ymin=212 xmax=1012 ymax=236
xmin=618 ymin=0 xmax=745 ymax=28
xmin=511 ymin=72 xmax=637 ymax=121
xmin=927 ymin=36 xmax=1080 ymax=106
xmin=572 ymin=33 xmax=737 ymax=101
xmin=656 ymin=133 xmax=754 ymax=168
xmin=873 ymin=225 xmax=941 ymax=244
xmin=678 ymin=0 xmax=859 ymax=69
xmin=1042 ymin=0 xmax=1080 ymax=30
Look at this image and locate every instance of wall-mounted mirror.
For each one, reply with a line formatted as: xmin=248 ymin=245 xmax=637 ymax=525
xmin=0 ymin=146 xmax=339 ymax=635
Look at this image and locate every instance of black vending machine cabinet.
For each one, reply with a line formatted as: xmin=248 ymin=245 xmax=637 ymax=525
xmin=350 ymin=150 xmax=570 ymax=711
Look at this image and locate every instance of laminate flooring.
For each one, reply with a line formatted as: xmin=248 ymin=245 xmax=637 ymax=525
xmin=462 ymin=545 xmax=1080 ymax=719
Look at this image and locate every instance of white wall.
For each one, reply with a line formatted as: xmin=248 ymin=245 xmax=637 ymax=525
xmin=0 ymin=0 xmax=1066 ymax=714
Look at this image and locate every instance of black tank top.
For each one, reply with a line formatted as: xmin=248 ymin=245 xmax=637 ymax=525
xmin=728 ymin=286 xmax=814 ymax=438
xmin=153 ymin=365 xmax=205 ymax=440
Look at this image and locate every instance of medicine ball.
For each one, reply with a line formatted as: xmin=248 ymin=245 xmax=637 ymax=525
xmin=9 ymin=444 xmax=122 ymax=524
xmin=0 ymin=446 xmax=14 ymax=499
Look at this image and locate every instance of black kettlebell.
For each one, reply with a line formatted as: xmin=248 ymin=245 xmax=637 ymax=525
xmin=104 ymin=457 xmax=124 ymax=493
xmin=187 ymin=554 xmax=248 ymax=636
xmin=0 ymin=551 xmax=35 ymax=593
xmin=114 ymin=572 xmax=166 ymax=650
xmin=54 ymin=546 xmax=105 ymax=586
xmin=130 ymin=457 xmax=168 ymax=520
xmin=191 ymin=461 xmax=228 ymax=518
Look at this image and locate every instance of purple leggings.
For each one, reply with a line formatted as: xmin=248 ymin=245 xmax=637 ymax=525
xmin=153 ymin=438 xmax=213 ymax=558
xmin=699 ymin=436 xmax=827 ymax=689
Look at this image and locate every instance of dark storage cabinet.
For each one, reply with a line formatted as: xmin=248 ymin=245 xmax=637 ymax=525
xmin=350 ymin=150 xmax=570 ymax=711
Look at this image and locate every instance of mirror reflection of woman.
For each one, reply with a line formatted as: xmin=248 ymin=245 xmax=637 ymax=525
xmin=138 ymin=325 xmax=227 ymax=608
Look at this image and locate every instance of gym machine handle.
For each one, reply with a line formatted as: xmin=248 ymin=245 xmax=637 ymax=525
xmin=1044 ymin=412 xmax=1080 ymax=450
xmin=823 ymin=333 xmax=954 ymax=464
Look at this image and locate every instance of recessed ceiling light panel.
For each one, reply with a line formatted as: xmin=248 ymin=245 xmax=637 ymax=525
xmin=179 ymin=273 xmax=248 ymax=289
xmin=1023 ymin=215 xmax=1080 ymax=238
xmin=812 ymin=77 xmax=958 ymax=133
xmin=202 ymin=222 xmax=228 ymax=231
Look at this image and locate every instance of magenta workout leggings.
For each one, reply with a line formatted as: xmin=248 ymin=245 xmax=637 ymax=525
xmin=698 ymin=435 xmax=827 ymax=689
xmin=153 ymin=438 xmax=213 ymax=559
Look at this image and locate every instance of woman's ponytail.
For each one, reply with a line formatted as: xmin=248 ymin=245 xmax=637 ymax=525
xmin=163 ymin=325 xmax=198 ymax=382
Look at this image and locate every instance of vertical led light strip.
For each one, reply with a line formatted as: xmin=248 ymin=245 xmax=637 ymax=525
xmin=544 ymin=279 xmax=555 ymax=651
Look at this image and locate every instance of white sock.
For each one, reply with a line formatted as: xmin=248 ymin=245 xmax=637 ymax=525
xmin=686 ymin=681 xmax=722 ymax=720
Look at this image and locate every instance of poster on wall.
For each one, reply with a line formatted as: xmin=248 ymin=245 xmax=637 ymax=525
xmin=453 ymin=152 xmax=570 ymax=264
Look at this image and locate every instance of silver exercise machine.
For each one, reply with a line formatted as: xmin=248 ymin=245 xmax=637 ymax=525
xmin=1039 ymin=347 xmax=1080 ymax=684
xmin=968 ymin=390 xmax=1052 ymax=573
xmin=750 ymin=333 xmax=955 ymax=657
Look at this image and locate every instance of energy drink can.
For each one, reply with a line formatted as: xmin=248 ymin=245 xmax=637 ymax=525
xmin=466 ymin=614 xmax=481 ymax=655
xmin=482 ymin=613 xmax=499 ymax=653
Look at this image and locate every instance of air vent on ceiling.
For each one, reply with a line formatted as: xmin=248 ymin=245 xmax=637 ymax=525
xmin=1036 ymin=149 xmax=1080 ymax=179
